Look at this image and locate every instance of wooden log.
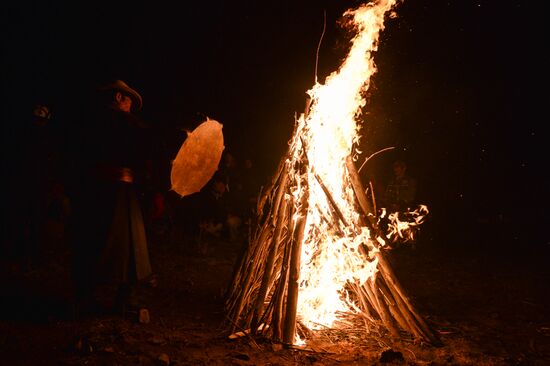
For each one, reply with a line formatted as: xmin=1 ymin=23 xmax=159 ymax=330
xmin=282 ymin=187 xmax=309 ymax=345
xmin=225 ymin=219 xmax=270 ymax=307
xmin=251 ymin=196 xmax=289 ymax=333
xmin=227 ymin=221 xmax=274 ymax=332
xmin=257 ymin=119 xmax=299 ymax=217
xmin=364 ymin=286 xmax=388 ymax=336
xmin=349 ymin=282 xmax=374 ymax=321
xmin=271 ymin=205 xmax=295 ymax=341
xmin=272 ymin=248 xmax=290 ymax=341
xmin=303 ymin=96 xmax=312 ymax=118
xmin=270 ymin=170 xmax=289 ymax=226
xmin=376 ymin=275 xmax=413 ymax=336
xmin=257 ymin=153 xmax=288 ymax=216
xmin=370 ymin=277 xmax=400 ymax=339
xmin=346 ymin=156 xmax=375 ymax=219
xmin=368 ymin=180 xmax=377 ymax=214
xmin=314 ymin=172 xmax=349 ymax=227
xmin=376 ymin=252 xmax=441 ymax=345
xmin=363 ymin=281 xmax=383 ymax=321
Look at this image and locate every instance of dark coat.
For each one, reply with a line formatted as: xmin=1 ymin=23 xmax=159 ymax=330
xmin=69 ymin=107 xmax=153 ymax=288
xmin=4 ymin=117 xmax=68 ymax=260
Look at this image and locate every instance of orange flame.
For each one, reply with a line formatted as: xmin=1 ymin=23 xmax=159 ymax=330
xmin=384 ymin=205 xmax=429 ymax=243
xmin=286 ymin=0 xmax=402 ymax=334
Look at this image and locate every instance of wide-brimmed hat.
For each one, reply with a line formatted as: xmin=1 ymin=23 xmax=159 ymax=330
xmin=99 ymin=79 xmax=143 ymax=112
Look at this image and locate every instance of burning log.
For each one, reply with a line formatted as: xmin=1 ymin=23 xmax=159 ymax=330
xmin=283 ymin=184 xmax=308 ymax=344
xmin=224 ymin=0 xmax=440 ymax=348
xmin=346 ymin=156 xmax=375 ymax=225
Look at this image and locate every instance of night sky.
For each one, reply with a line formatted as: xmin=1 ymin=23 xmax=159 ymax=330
xmin=2 ymin=1 xmax=546 ymax=247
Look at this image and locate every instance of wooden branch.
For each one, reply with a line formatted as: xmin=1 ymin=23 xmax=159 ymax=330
xmin=346 ymin=156 xmax=375 ymax=219
xmin=251 ymin=196 xmax=289 ymax=333
xmin=283 ymin=187 xmax=309 ymax=345
xmin=357 ymin=146 xmax=395 ymax=173
xmin=270 ymin=170 xmax=289 ymax=226
xmin=368 ymin=181 xmax=377 ymax=214
xmin=360 ymin=284 xmax=381 ymax=321
xmin=271 ymin=210 xmax=294 ymax=341
xmin=314 ymin=172 xmax=349 ymax=227
xmin=258 ymin=152 xmax=289 ymax=215
xmin=370 ymin=277 xmax=400 ymax=339
xmin=227 ymin=221 xmax=274 ymax=332
xmin=349 ymin=282 xmax=374 ymax=321
xmin=376 ymin=252 xmax=441 ymax=345
xmin=376 ymin=275 xmax=412 ymax=335
xmin=281 ymin=101 xmax=312 ymax=345
xmin=224 ymin=219 xmax=270 ymax=303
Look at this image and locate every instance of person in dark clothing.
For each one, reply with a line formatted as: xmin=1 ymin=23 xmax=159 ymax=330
xmin=217 ymin=152 xmax=244 ymax=242
xmin=381 ymin=159 xmax=420 ymax=248
xmin=4 ymin=104 xmax=70 ymax=272
xmin=383 ymin=160 xmax=417 ymax=213
xmin=194 ymin=174 xmax=227 ymax=255
xmin=68 ymin=80 xmax=162 ymax=317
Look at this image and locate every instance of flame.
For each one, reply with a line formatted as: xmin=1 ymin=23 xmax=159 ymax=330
xmin=286 ymin=0 xmax=402 ymax=332
xmin=384 ymin=205 xmax=429 ymax=243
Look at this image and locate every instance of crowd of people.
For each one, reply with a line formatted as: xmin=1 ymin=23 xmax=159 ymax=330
xmin=166 ymin=150 xmax=261 ymax=257
xmin=2 ymin=79 xmax=263 ymax=319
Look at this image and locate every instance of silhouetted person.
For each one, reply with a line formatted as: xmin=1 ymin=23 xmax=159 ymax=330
xmin=68 ymin=80 xmax=161 ymax=317
xmin=380 ymin=159 xmax=421 ymax=249
xmin=195 ymin=174 xmax=228 ymax=255
xmin=5 ymin=104 xmax=70 ymax=272
xmin=384 ymin=160 xmax=417 ymax=213
xmin=217 ymin=151 xmax=244 ymax=243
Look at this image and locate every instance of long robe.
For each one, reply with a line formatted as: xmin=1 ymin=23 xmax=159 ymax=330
xmin=69 ymin=107 xmax=153 ymax=289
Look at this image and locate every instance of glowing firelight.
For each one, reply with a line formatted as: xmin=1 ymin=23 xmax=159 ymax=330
xmin=285 ymin=0 xmax=407 ymax=332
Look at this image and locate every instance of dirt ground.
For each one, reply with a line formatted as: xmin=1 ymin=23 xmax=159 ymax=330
xmin=1 ymin=219 xmax=549 ymax=366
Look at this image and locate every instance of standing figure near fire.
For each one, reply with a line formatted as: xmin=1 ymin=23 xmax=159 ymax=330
xmin=4 ymin=104 xmax=70 ymax=272
xmin=384 ymin=159 xmax=417 ymax=213
xmin=68 ymin=80 xmax=162 ymax=316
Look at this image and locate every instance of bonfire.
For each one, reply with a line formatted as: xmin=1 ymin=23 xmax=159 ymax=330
xmin=224 ymin=0 xmax=440 ymax=347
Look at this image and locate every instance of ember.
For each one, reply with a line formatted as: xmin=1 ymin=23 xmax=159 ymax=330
xmin=224 ymin=0 xmax=439 ymax=346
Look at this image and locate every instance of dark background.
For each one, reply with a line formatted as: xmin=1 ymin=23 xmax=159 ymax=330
xmin=2 ymin=0 xmax=547 ymax=250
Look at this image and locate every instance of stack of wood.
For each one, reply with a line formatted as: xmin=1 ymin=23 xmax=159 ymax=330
xmin=224 ymin=117 xmax=440 ymax=347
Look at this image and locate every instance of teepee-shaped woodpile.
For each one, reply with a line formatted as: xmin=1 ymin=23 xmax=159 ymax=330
xmin=224 ymin=0 xmax=440 ymax=346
